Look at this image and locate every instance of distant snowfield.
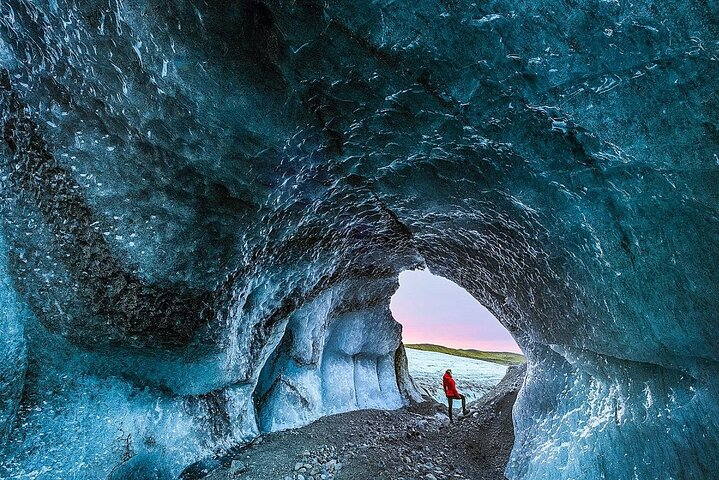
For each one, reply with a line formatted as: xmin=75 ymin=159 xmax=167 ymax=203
xmin=405 ymin=347 xmax=508 ymax=404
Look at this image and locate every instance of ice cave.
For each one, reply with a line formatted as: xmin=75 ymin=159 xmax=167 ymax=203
xmin=0 ymin=0 xmax=717 ymax=479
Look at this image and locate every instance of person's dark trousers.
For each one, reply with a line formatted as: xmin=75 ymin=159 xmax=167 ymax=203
xmin=447 ymin=394 xmax=466 ymax=423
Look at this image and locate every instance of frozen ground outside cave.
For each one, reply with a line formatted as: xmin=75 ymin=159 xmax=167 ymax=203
xmin=405 ymin=348 xmax=508 ymax=404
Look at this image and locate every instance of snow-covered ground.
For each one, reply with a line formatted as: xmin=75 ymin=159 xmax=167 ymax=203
xmin=405 ymin=348 xmax=508 ymax=404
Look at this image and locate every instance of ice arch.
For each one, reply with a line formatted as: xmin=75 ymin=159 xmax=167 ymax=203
xmin=0 ymin=0 xmax=717 ymax=479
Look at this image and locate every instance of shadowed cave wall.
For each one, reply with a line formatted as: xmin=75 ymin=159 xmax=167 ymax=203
xmin=0 ymin=0 xmax=717 ymax=478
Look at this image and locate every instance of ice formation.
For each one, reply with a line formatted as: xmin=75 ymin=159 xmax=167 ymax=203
xmin=0 ymin=0 xmax=716 ymax=478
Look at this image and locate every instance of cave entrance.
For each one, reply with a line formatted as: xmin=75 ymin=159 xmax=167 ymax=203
xmin=390 ymin=269 xmax=524 ymax=403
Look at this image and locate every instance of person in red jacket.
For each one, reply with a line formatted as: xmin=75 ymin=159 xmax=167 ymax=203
xmin=442 ymin=369 xmax=468 ymax=423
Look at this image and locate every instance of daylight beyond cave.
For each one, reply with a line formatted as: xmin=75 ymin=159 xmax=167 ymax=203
xmin=390 ymin=269 xmax=521 ymax=352
xmin=0 ymin=0 xmax=717 ymax=479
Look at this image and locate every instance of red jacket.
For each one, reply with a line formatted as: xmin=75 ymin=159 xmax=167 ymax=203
xmin=443 ymin=372 xmax=459 ymax=398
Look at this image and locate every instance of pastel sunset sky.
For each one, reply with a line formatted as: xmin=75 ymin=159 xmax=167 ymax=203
xmin=390 ymin=269 xmax=521 ymax=353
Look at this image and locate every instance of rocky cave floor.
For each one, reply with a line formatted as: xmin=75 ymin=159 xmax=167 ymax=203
xmin=182 ymin=366 xmax=525 ymax=480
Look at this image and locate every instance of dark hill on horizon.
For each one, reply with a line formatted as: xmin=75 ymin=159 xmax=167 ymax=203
xmin=405 ymin=343 xmax=525 ymax=366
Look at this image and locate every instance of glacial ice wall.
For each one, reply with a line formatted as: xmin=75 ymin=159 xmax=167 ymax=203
xmin=0 ymin=0 xmax=717 ymax=479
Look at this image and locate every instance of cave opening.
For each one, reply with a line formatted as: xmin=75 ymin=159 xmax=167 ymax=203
xmin=390 ymin=269 xmax=524 ymax=403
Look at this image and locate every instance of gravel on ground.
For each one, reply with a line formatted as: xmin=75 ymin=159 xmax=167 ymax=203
xmin=181 ymin=365 xmax=526 ymax=480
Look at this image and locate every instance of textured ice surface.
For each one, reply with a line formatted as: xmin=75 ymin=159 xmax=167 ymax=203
xmin=254 ymin=278 xmax=407 ymax=433
xmin=405 ymin=348 xmax=508 ymax=404
xmin=0 ymin=235 xmax=27 ymax=446
xmin=0 ymin=0 xmax=717 ymax=478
